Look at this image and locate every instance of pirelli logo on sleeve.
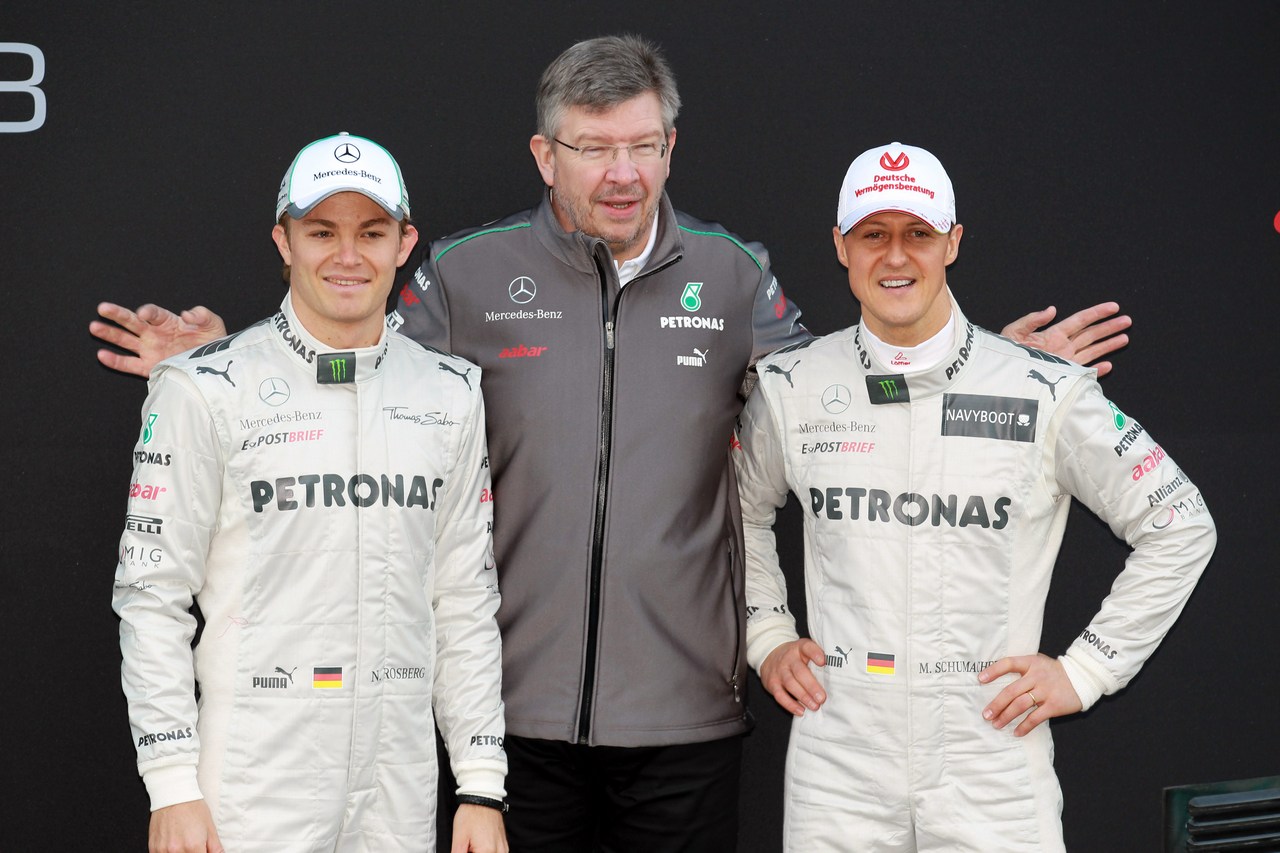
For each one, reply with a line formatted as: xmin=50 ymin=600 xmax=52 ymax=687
xmin=942 ymin=394 xmax=1038 ymax=442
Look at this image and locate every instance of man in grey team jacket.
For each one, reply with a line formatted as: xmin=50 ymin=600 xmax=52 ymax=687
xmin=92 ymin=36 xmax=1131 ymax=852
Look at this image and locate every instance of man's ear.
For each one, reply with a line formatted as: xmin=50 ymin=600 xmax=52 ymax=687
xmin=944 ymin=223 xmax=963 ymax=266
xmin=397 ymin=225 xmax=419 ymax=268
xmin=530 ymin=135 xmax=555 ymax=187
xmin=832 ymin=226 xmax=850 ymax=269
xmin=272 ymin=223 xmax=292 ymax=265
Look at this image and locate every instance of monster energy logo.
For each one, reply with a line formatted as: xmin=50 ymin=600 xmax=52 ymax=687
xmin=143 ymin=413 xmax=158 ymax=444
xmin=317 ymin=352 xmax=356 ymax=384
xmin=681 ymin=282 xmax=703 ymax=312
xmin=1108 ymin=401 xmax=1126 ymax=430
xmin=866 ymin=374 xmax=910 ymax=405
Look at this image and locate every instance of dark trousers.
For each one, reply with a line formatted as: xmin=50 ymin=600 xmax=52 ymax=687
xmin=503 ymin=733 xmax=744 ymax=852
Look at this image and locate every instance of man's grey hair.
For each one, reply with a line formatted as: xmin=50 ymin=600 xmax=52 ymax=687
xmin=536 ymin=34 xmax=682 ymax=140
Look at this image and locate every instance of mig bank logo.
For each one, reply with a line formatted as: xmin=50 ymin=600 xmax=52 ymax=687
xmin=681 ymin=282 xmax=703 ymax=312
xmin=143 ymin=413 xmax=158 ymax=444
xmin=867 ymin=374 xmax=910 ymax=405
xmin=318 ymin=353 xmax=354 ymax=384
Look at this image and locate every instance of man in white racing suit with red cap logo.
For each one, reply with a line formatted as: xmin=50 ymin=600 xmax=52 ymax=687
xmin=734 ymin=142 xmax=1215 ymax=851
xmin=112 ymin=133 xmax=508 ymax=853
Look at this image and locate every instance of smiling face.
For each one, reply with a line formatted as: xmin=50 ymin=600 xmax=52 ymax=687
xmin=272 ymin=191 xmax=418 ymax=349
xmin=834 ymin=211 xmax=962 ymax=347
xmin=530 ymin=91 xmax=675 ymax=261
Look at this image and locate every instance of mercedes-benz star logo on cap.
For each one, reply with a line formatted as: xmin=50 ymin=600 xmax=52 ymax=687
xmin=880 ymin=151 xmax=909 ymax=171
xmin=509 ymin=276 xmax=536 ymax=304
xmin=259 ymin=377 xmax=291 ymax=407
xmin=334 ymin=142 xmax=361 ymax=163
xmin=822 ymin=384 xmax=851 ymax=414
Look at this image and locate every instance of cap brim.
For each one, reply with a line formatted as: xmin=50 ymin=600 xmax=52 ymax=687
xmin=838 ymin=203 xmax=951 ymax=235
xmin=282 ymin=188 xmax=406 ymax=222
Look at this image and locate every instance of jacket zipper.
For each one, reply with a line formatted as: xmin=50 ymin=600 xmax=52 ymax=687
xmin=577 ymin=248 xmax=619 ymax=744
xmin=727 ymin=538 xmax=742 ymax=704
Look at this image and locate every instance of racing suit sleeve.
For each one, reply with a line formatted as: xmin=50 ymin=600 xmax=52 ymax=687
xmin=742 ymin=248 xmax=810 ymax=400
xmin=1048 ymin=379 xmax=1216 ymax=710
xmin=431 ymin=377 xmax=507 ymax=801
xmin=734 ymin=381 xmax=803 ymax=671
xmin=112 ymin=367 xmax=222 ymax=810
xmin=389 ymin=246 xmax=452 ymax=351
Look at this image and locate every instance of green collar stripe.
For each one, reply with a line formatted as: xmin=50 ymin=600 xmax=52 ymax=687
xmin=437 ymin=222 xmax=533 ymax=260
xmin=677 ymin=226 xmax=763 ymax=271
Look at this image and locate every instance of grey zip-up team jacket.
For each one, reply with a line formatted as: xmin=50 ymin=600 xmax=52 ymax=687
xmin=391 ymin=193 xmax=808 ymax=746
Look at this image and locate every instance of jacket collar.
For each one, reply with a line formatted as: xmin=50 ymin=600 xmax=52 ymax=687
xmin=855 ymin=290 xmax=977 ymax=403
xmin=530 ymin=189 xmax=684 ymax=279
xmin=270 ymin=294 xmax=389 ymax=385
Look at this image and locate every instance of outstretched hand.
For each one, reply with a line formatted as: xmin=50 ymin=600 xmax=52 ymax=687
xmin=91 ymin=302 xmax=228 ymax=378
xmin=1001 ymin=302 xmax=1131 ymax=377
xmin=759 ymin=638 xmax=828 ymax=716
xmin=979 ymin=653 xmax=1083 ymax=737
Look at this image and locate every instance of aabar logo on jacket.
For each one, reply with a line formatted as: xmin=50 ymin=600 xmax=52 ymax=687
xmin=499 ymin=345 xmax=548 ymax=359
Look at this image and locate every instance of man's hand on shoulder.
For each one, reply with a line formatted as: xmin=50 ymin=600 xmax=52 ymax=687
xmin=149 ymin=799 xmax=223 ymax=853
xmin=91 ymin=302 xmax=228 ymax=378
xmin=1001 ymin=302 xmax=1131 ymax=378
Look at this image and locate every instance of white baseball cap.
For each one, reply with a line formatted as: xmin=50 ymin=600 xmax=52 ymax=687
xmin=276 ymin=132 xmax=410 ymax=221
xmin=836 ymin=142 xmax=955 ymax=234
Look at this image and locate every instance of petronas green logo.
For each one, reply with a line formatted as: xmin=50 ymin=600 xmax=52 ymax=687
xmin=143 ymin=413 xmax=158 ymax=445
xmin=1108 ymin=401 xmax=1126 ymax=430
xmin=681 ymin=282 xmax=703 ymax=312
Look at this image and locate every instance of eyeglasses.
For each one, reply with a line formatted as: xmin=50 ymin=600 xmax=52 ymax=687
xmin=553 ymin=137 xmax=669 ymax=164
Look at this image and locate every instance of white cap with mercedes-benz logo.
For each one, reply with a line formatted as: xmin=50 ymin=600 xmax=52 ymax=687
xmin=836 ymin=142 xmax=955 ymax=235
xmin=276 ymin=131 xmax=410 ymax=222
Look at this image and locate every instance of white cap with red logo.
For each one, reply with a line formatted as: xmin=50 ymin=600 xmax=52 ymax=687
xmin=276 ymin=132 xmax=410 ymax=222
xmin=837 ymin=142 xmax=955 ymax=234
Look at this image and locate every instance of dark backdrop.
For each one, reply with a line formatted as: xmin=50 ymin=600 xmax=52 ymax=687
xmin=2 ymin=3 xmax=1276 ymax=850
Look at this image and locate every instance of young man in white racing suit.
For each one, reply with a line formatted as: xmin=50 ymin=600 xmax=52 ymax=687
xmin=733 ymin=142 xmax=1216 ymax=852
xmin=112 ymin=134 xmax=508 ymax=853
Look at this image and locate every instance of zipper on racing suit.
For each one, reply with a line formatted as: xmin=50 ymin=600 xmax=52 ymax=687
xmin=577 ymin=247 xmax=620 ymax=744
